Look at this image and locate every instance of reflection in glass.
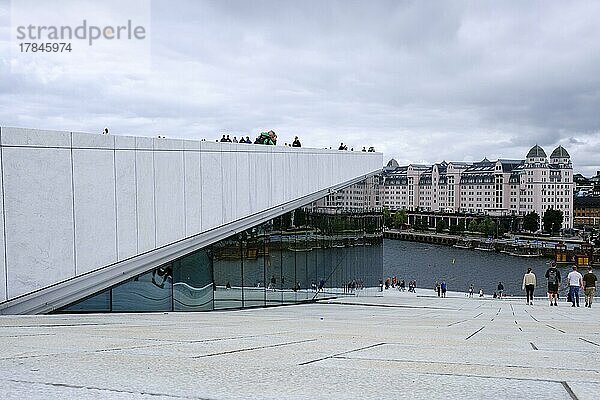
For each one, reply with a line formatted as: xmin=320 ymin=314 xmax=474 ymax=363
xmin=266 ymin=217 xmax=283 ymax=305
xmin=112 ymin=266 xmax=172 ymax=312
xmin=213 ymin=235 xmax=243 ymax=309
xmin=242 ymin=226 xmax=266 ymax=307
xmin=60 ymin=289 xmax=111 ymax=313
xmin=173 ymin=250 xmax=213 ymax=311
xmin=55 ymin=175 xmax=384 ymax=314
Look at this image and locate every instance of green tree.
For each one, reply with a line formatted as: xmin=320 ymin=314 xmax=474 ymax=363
xmin=436 ymin=219 xmax=448 ymax=233
xmin=393 ymin=209 xmax=408 ymax=228
xmin=383 ymin=207 xmax=391 ymax=228
xmin=468 ymin=219 xmax=479 ymax=232
xmin=449 ymin=223 xmax=462 ymax=234
xmin=479 ymin=217 xmax=495 ymax=237
xmin=522 ymin=211 xmax=540 ymax=233
xmin=543 ymin=209 xmax=563 ymax=234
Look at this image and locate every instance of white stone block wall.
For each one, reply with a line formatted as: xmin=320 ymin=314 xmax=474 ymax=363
xmin=0 ymin=127 xmax=382 ymax=303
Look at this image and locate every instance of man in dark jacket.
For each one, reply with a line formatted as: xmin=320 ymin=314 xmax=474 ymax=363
xmin=545 ymin=262 xmax=561 ymax=306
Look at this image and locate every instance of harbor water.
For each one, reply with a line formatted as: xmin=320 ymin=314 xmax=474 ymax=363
xmin=383 ymin=239 xmax=574 ymax=298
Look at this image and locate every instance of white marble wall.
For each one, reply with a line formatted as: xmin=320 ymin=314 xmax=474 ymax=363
xmin=0 ymin=142 xmax=6 ymax=302
xmin=0 ymin=127 xmax=382 ymax=302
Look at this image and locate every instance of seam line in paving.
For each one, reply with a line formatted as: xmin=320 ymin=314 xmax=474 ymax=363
xmin=561 ymin=381 xmax=579 ymax=400
xmin=0 ymin=323 xmax=148 ymax=328
xmin=192 ymin=338 xmax=316 ymax=359
xmin=578 ymin=337 xmax=600 ymax=347
xmin=545 ymin=323 xmax=566 ymax=334
xmin=93 ymin=331 xmax=294 ymax=345
xmin=333 ymin=356 xmax=598 ymax=374
xmin=0 ymin=378 xmax=212 ymax=400
xmin=465 ymin=326 xmax=485 ymax=340
xmin=330 ymin=364 xmax=596 ymax=388
xmin=530 ymin=342 xmax=538 ymax=350
xmin=322 ymin=301 xmax=450 ymax=310
xmin=0 ymin=333 xmax=56 ymax=338
xmin=0 ymin=333 xmax=301 ymax=360
xmin=299 ymin=342 xmax=386 ymax=366
xmin=447 ymin=319 xmax=468 ymax=327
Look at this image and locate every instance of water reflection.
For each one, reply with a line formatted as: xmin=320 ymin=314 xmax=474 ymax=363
xmin=384 ymin=239 xmax=560 ymax=297
xmin=58 ymin=189 xmax=383 ymax=313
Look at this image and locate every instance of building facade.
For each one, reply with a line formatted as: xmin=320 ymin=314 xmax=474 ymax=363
xmin=312 ymin=175 xmax=383 ymax=214
xmin=574 ymin=197 xmax=600 ymax=228
xmin=383 ymin=145 xmax=574 ymax=229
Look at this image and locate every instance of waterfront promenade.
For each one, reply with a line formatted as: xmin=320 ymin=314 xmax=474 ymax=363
xmin=1 ymin=290 xmax=598 ymax=399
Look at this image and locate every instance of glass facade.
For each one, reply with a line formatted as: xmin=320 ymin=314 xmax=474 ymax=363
xmin=58 ymin=180 xmax=383 ymax=313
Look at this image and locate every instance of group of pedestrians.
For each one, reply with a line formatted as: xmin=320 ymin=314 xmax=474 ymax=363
xmin=379 ymin=277 xmax=416 ymax=292
xmin=434 ymin=280 xmax=448 ymax=297
xmin=522 ymin=262 xmax=597 ymax=307
xmin=338 ymin=143 xmax=376 ymax=152
xmin=218 ymin=131 xmax=302 ymax=146
xmin=343 ymin=279 xmax=364 ymax=293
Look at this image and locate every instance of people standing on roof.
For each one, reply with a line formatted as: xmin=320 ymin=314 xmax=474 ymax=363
xmin=268 ymin=130 xmax=277 ymax=144
xmin=232 ymin=136 xmax=238 ymax=143
xmin=567 ymin=266 xmax=583 ymax=307
xmin=522 ymin=268 xmax=536 ymax=305
xmin=545 ymin=261 xmax=561 ymax=306
xmin=292 ymin=136 xmax=301 ymax=147
xmin=255 ymin=131 xmax=277 ymax=145
xmin=220 ymin=134 xmax=227 ymax=142
xmin=583 ymin=266 xmax=597 ymax=308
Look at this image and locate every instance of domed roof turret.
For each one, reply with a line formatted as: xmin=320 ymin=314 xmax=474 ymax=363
xmin=386 ymin=158 xmax=399 ymax=168
xmin=526 ymin=145 xmax=547 ymax=158
xmin=550 ymin=145 xmax=570 ymax=159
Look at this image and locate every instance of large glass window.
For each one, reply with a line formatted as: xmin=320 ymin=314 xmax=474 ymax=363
xmin=242 ymin=225 xmax=267 ymax=307
xmin=173 ymin=250 xmax=213 ymax=311
xmin=60 ymin=289 xmax=111 ymax=313
xmin=56 ymin=175 xmax=384 ymax=314
xmin=213 ymin=235 xmax=243 ymax=310
xmin=266 ymin=217 xmax=283 ymax=305
xmin=112 ymin=266 xmax=173 ymax=312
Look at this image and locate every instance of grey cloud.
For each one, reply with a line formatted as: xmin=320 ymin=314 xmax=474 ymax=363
xmin=0 ymin=0 xmax=599 ymax=175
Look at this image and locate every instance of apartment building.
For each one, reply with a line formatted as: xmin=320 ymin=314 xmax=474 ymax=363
xmin=383 ymin=145 xmax=573 ymax=229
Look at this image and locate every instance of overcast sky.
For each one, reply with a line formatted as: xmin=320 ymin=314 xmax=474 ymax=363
xmin=1 ymin=0 xmax=599 ymax=175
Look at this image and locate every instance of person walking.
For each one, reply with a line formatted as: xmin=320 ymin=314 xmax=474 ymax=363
xmin=497 ymin=282 xmax=504 ymax=299
xmin=440 ymin=281 xmax=447 ymax=298
xmin=582 ymin=267 xmax=597 ymax=308
xmin=545 ymin=262 xmax=561 ymax=306
xmin=567 ymin=266 xmax=583 ymax=307
xmin=522 ymin=268 xmax=536 ymax=305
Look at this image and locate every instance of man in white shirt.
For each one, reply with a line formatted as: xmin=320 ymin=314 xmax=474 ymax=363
xmin=567 ymin=266 xmax=583 ymax=307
